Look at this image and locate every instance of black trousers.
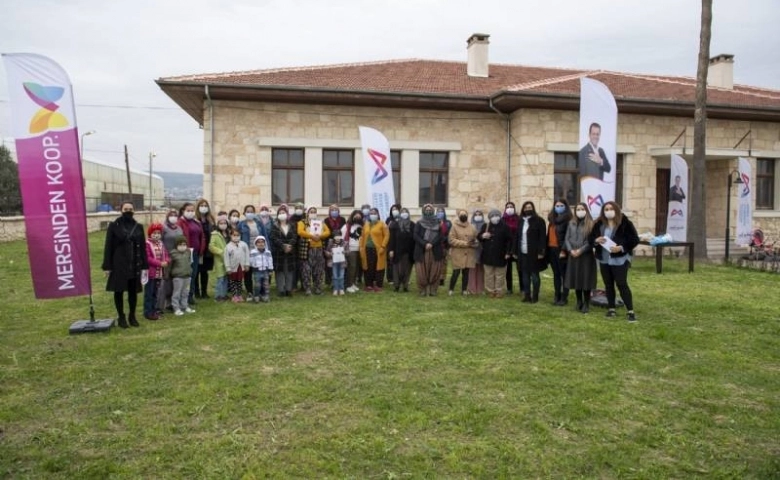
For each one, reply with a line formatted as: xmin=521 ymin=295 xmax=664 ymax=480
xmin=599 ymin=262 xmax=634 ymax=310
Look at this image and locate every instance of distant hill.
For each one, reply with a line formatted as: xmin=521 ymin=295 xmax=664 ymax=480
xmin=156 ymin=171 xmax=203 ymax=190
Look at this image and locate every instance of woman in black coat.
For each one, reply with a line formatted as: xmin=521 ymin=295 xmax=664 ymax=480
xmin=477 ymin=208 xmax=513 ymax=298
xmin=589 ymin=201 xmax=640 ymax=322
xmin=516 ymin=201 xmax=547 ymax=303
xmin=102 ymin=201 xmax=149 ymax=328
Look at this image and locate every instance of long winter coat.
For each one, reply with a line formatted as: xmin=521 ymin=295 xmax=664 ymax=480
xmin=478 ymin=221 xmax=513 ymax=267
xmin=359 ymin=220 xmax=390 ymax=270
xmin=448 ymin=218 xmax=478 ymax=269
xmin=102 ymin=215 xmax=149 ymax=292
xmin=270 ymin=221 xmax=298 ymax=272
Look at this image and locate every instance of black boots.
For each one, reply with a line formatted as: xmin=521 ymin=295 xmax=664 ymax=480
xmin=117 ymin=315 xmax=128 ymax=329
xmin=128 ymin=313 xmax=140 ymax=327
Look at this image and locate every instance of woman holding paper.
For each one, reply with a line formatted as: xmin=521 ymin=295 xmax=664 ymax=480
xmin=297 ymin=206 xmax=330 ymax=295
xmin=590 ymin=201 xmax=639 ymax=322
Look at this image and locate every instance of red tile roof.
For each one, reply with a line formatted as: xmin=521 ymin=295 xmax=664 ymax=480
xmin=157 ymin=59 xmax=780 ymax=124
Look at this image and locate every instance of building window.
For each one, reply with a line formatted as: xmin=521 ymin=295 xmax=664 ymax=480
xmin=322 ymin=149 xmax=354 ymax=206
xmin=554 ymin=152 xmax=624 ymax=207
xmin=419 ymin=151 xmax=448 ymax=206
xmin=272 ymin=148 xmax=304 ymax=205
xmin=391 ymin=150 xmax=401 ymax=204
xmin=756 ymin=158 xmax=775 ymax=210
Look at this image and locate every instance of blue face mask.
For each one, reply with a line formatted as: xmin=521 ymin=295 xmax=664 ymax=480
xmin=330 ymin=211 xmax=339 ymax=219
xmin=555 ymin=206 xmax=566 ymax=214
xmin=362 ymin=208 xmax=370 ymax=216
xmin=436 ymin=212 xmax=445 ymax=220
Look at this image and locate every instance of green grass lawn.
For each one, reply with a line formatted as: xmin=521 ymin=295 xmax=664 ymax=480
xmin=1 ymin=233 xmax=779 ymax=479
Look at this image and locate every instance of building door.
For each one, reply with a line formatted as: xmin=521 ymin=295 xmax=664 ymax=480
xmin=656 ymin=168 xmax=670 ymax=234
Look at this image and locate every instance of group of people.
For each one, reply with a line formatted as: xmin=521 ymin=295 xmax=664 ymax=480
xmin=103 ymin=197 xmax=640 ymax=328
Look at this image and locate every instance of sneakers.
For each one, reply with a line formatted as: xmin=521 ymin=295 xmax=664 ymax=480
xmin=174 ymin=310 xmax=184 ymax=316
xmin=231 ymin=296 xmax=243 ymax=303
xmin=185 ymin=307 xmax=196 ymax=314
xmin=333 ymin=290 xmax=339 ymax=296
xmin=627 ymin=311 xmax=637 ymax=322
xmin=606 ymin=309 xmax=617 ymax=318
xmin=448 ymin=290 xmax=454 ymax=297
xmin=338 ymin=290 xmax=345 ymax=296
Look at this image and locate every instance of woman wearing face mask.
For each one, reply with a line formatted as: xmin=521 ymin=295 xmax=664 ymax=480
xmin=297 ymin=206 xmax=331 ymax=295
xmin=468 ymin=209 xmax=486 ymax=295
xmin=478 ymin=208 xmax=513 ymax=298
xmin=385 ymin=203 xmax=402 ymax=285
xmin=270 ymin=205 xmax=298 ymax=297
xmin=177 ymin=202 xmax=205 ymax=307
xmin=547 ymin=199 xmax=573 ymax=306
xmin=388 ymin=207 xmax=415 ymax=292
xmin=103 ymin=201 xmax=149 ymax=328
xmin=414 ymin=204 xmax=445 ymax=296
xmin=195 ymin=199 xmax=216 ymax=299
xmin=239 ymin=205 xmax=260 ymax=297
xmin=516 ymin=201 xmax=547 ymax=303
xmin=564 ymin=202 xmax=597 ymax=313
xmin=257 ymin=205 xmax=274 ymax=249
xmin=502 ymin=201 xmax=521 ymax=294
xmin=590 ymin=201 xmax=639 ymax=322
xmin=228 ymin=209 xmax=241 ymax=228
xmin=447 ymin=208 xmax=478 ymax=296
xmin=324 ymin=204 xmax=345 ymax=286
xmin=289 ymin=202 xmax=306 ymax=290
xmin=343 ymin=210 xmax=364 ymax=293
xmin=208 ymin=212 xmax=231 ymax=301
xmin=160 ymin=209 xmax=183 ymax=312
xmin=360 ymin=208 xmax=390 ymax=292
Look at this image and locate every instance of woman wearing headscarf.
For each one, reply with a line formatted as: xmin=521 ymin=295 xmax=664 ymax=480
xmin=388 ymin=206 xmax=415 ymax=292
xmin=502 ymin=201 xmax=521 ymax=294
xmin=564 ymin=202 xmax=597 ymax=313
xmin=413 ymin=204 xmax=445 ymax=296
xmin=436 ymin=206 xmax=452 ymax=287
xmin=517 ymin=201 xmax=547 ymax=303
xmin=447 ymin=208 xmax=478 ymax=296
xmin=102 ymin=201 xmax=149 ymax=328
xmin=478 ymin=208 xmax=513 ymax=298
xmin=297 ymin=206 xmax=330 ymax=295
xmin=360 ymin=207 xmax=390 ymax=291
xmin=547 ymin=199 xmax=572 ymax=306
xmin=467 ymin=209 xmax=486 ymax=294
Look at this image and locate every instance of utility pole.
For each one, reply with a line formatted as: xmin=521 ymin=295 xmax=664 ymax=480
xmin=124 ymin=144 xmax=133 ymax=197
xmin=149 ymin=151 xmax=156 ymax=222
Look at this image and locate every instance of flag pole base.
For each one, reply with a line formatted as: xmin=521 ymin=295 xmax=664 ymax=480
xmin=69 ymin=318 xmax=115 ymax=334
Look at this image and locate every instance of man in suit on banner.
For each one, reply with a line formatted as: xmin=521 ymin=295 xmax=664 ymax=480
xmin=579 ymin=122 xmax=612 ymax=181
xmin=669 ymin=175 xmax=686 ymax=202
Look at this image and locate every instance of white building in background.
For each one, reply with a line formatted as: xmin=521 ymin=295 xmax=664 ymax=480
xmin=81 ymin=157 xmax=164 ymax=212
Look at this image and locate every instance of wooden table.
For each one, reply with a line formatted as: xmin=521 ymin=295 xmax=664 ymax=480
xmin=638 ymin=241 xmax=694 ymax=273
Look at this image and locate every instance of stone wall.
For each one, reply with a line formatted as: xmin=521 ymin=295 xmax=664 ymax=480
xmin=0 ymin=212 xmax=167 ymax=243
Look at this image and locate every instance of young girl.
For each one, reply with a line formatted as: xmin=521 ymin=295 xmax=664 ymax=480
xmin=144 ymin=223 xmax=170 ymax=320
xmin=325 ymin=232 xmax=347 ymax=295
xmin=250 ymin=236 xmax=274 ymax=303
xmin=225 ymin=228 xmax=250 ymax=302
xmin=209 ymin=212 xmax=230 ymax=301
xmin=169 ymin=236 xmax=195 ymax=316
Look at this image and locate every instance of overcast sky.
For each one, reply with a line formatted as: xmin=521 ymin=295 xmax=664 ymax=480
xmin=1 ymin=0 xmax=778 ymax=174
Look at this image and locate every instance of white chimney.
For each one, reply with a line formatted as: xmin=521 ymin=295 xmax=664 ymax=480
xmin=467 ymin=33 xmax=490 ymax=78
xmin=708 ymin=54 xmax=734 ymax=90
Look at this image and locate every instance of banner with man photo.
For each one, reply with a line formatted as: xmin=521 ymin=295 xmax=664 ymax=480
xmin=2 ymin=53 xmax=91 ymax=298
xmin=578 ymin=77 xmax=618 ymax=218
xmin=736 ymin=157 xmax=752 ymax=246
xmin=358 ymin=126 xmax=395 ymax=216
xmin=666 ymin=154 xmax=688 ymax=241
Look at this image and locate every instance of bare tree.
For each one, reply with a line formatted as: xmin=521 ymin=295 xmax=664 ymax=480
xmin=690 ymin=0 xmax=712 ymax=259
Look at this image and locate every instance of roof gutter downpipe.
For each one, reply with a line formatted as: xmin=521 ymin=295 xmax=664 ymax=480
xmin=205 ymin=85 xmax=215 ymax=204
xmin=489 ymin=97 xmax=511 ymax=201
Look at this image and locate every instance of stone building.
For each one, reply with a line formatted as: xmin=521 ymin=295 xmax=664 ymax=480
xmin=157 ymin=34 xmax=780 ymax=255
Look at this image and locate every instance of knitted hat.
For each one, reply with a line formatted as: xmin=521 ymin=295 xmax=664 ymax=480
xmin=147 ymin=222 xmax=163 ymax=236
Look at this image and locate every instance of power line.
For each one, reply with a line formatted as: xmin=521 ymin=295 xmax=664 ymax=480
xmin=0 ymin=99 xmax=180 ymax=111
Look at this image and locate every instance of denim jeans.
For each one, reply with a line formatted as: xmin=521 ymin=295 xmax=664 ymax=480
xmin=214 ymin=276 xmax=228 ymax=299
xmin=332 ymin=262 xmax=345 ymax=291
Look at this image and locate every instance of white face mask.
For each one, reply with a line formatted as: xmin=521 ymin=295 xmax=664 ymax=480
xmin=400 ymin=212 xmax=409 ymax=220
xmin=490 ymin=217 xmax=500 ymax=225
xmin=183 ymin=211 xmax=196 ymax=220
xmin=308 ymin=213 xmax=318 ymax=221
xmin=576 ymin=210 xmax=587 ymax=219
xmin=259 ymin=211 xmax=269 ymax=218
xmin=505 ymin=208 xmax=515 ymax=216
xmin=604 ymin=210 xmax=616 ymax=220
xmin=391 ymin=209 xmax=399 ymax=218
xmin=168 ymin=216 xmax=178 ymax=224
xmin=231 ymin=236 xmax=240 ymax=243
xmin=177 ymin=245 xmax=187 ymax=252
xmin=198 ymin=206 xmax=209 ymax=214
xmin=369 ymin=214 xmax=379 ymax=222
xmin=474 ymin=215 xmax=483 ymax=223
xmin=218 ymin=223 xmax=228 ymax=231
xmin=278 ymin=213 xmax=288 ymax=222
xmin=230 ymin=216 xmax=240 ymax=224
xmin=294 ymin=209 xmax=303 ymax=216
